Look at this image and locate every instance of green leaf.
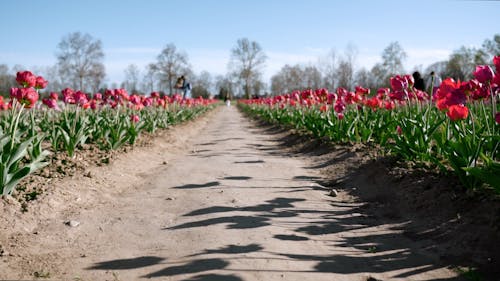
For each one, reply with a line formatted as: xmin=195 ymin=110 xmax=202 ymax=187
xmin=7 ymin=136 xmax=35 ymax=168
xmin=2 ymin=166 xmax=31 ymax=196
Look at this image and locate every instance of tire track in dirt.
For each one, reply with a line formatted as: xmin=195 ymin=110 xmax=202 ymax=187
xmin=0 ymin=105 xmax=461 ymax=280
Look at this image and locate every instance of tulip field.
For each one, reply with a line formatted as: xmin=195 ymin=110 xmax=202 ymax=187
xmin=0 ymin=71 xmax=217 ymax=196
xmin=239 ymin=57 xmax=500 ymax=193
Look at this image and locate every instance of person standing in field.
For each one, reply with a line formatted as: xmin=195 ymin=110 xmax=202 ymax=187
xmin=427 ymin=71 xmax=442 ymax=97
xmin=412 ymin=71 xmax=426 ymax=91
xmin=175 ymin=75 xmax=192 ymax=99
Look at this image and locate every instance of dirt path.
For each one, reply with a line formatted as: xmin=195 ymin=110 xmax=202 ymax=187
xmin=0 ymin=105 xmax=462 ymax=280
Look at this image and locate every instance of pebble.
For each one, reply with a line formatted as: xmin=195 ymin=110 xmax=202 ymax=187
xmin=328 ymin=189 xmax=338 ymax=197
xmin=65 ymin=220 xmax=80 ymax=227
xmin=0 ymin=247 xmax=9 ymax=257
xmin=165 ymin=197 xmax=174 ymax=201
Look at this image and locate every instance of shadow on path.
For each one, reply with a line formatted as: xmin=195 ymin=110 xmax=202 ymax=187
xmin=87 ymin=256 xmax=165 ymax=270
xmin=173 ymin=181 xmax=221 ymax=189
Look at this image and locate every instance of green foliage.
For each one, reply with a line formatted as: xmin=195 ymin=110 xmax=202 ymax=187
xmin=239 ymin=100 xmax=500 ymax=193
xmin=0 ymin=105 xmax=49 ymax=195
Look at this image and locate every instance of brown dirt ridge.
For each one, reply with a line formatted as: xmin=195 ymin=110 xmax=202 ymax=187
xmin=0 ymin=104 xmax=498 ymax=280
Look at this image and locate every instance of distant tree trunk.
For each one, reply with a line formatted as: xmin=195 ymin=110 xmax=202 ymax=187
xmin=56 ymin=32 xmax=105 ymax=92
xmin=229 ymin=38 xmax=267 ymax=98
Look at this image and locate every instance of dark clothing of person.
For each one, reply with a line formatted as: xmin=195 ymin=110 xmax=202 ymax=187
xmin=412 ymin=72 xmax=426 ymax=91
xmin=414 ymin=78 xmax=425 ymax=91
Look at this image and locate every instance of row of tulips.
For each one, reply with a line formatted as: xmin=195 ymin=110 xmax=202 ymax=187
xmin=239 ymin=57 xmax=500 ymax=193
xmin=0 ymin=71 xmax=218 ymax=196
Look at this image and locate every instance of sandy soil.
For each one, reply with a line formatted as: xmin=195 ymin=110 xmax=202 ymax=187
xmin=0 ymin=105 xmax=498 ymax=280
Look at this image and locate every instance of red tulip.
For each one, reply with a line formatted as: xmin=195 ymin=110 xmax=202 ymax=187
xmin=74 ymin=91 xmax=88 ymax=106
xmin=404 ymin=74 xmax=414 ymax=87
xmin=355 ymin=86 xmax=370 ymax=96
xmin=494 ymin=74 xmax=500 ymax=86
xmin=142 ymin=97 xmax=153 ymax=107
xmin=334 ymin=101 xmax=345 ymax=113
xmin=42 ymin=98 xmax=60 ymax=110
xmin=496 ymin=112 xmax=500 ymax=124
xmin=473 ymin=65 xmax=494 ymax=83
xmin=35 ymin=76 xmax=48 ymax=89
xmin=62 ymin=88 xmax=75 ymax=104
xmin=365 ymin=96 xmax=381 ymax=110
xmin=384 ymin=101 xmax=395 ymax=110
xmin=49 ymin=92 xmax=59 ymax=100
xmin=494 ymin=56 xmax=500 ymax=73
xmin=396 ymin=125 xmax=403 ymax=136
xmin=11 ymin=87 xmax=38 ymax=108
xmin=390 ymin=75 xmax=407 ymax=91
xmin=16 ymin=71 xmax=36 ymax=88
xmin=446 ymin=104 xmax=469 ymax=121
xmin=389 ymin=90 xmax=407 ymax=101
xmin=130 ymin=114 xmax=140 ymax=123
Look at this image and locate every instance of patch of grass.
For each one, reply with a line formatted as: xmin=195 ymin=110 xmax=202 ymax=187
xmin=456 ymin=267 xmax=483 ymax=281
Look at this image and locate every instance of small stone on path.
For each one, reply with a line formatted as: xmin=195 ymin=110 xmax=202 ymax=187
xmin=64 ymin=220 xmax=80 ymax=227
xmin=328 ymin=189 xmax=338 ymax=197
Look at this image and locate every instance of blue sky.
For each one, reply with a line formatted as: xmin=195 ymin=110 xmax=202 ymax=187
xmin=0 ymin=0 xmax=499 ymax=86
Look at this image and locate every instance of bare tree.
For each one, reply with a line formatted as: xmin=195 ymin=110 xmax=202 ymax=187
xmin=480 ymin=34 xmax=500 ymax=64
xmin=424 ymin=61 xmax=447 ymax=79
xmin=335 ymin=44 xmax=358 ymax=90
xmin=381 ymin=41 xmax=407 ymax=77
xmin=303 ymin=65 xmax=322 ymax=89
xmin=40 ymin=65 xmax=64 ymax=94
xmin=214 ymin=75 xmax=234 ymax=99
xmin=370 ymin=63 xmax=389 ymax=89
xmin=229 ymin=38 xmax=267 ymax=98
xmin=317 ymin=48 xmax=337 ymax=91
xmin=354 ymin=67 xmax=373 ymax=89
xmin=0 ymin=64 xmax=16 ymax=97
xmin=141 ymin=63 xmax=158 ymax=94
xmin=444 ymin=46 xmax=478 ymax=81
xmin=270 ymin=64 xmax=322 ymax=95
xmin=56 ymin=32 xmax=105 ymax=92
xmin=156 ymin=43 xmax=189 ymax=95
xmin=336 ymin=58 xmax=354 ymax=89
xmin=191 ymin=71 xmax=213 ymax=98
xmin=271 ymin=64 xmax=302 ymax=94
xmin=124 ymin=64 xmax=140 ymax=94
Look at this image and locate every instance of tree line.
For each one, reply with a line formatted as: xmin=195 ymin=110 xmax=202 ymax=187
xmin=0 ymin=32 xmax=498 ymax=98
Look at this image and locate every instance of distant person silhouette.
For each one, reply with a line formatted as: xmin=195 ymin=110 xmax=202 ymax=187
xmin=175 ymin=75 xmax=192 ymax=99
xmin=427 ymin=71 xmax=442 ymax=96
xmin=412 ymin=71 xmax=426 ymax=91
